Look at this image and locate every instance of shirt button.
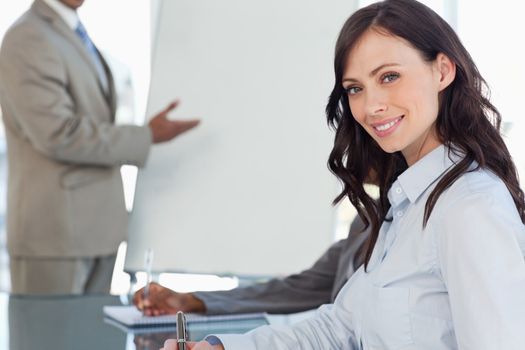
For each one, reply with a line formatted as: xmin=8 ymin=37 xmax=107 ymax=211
xmin=395 ymin=187 xmax=402 ymax=194
xmin=396 ymin=211 xmax=403 ymax=217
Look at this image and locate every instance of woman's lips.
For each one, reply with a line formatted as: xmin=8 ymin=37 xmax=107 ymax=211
xmin=372 ymin=116 xmax=404 ymax=137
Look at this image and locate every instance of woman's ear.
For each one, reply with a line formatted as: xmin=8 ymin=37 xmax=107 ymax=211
xmin=435 ymin=53 xmax=456 ymax=91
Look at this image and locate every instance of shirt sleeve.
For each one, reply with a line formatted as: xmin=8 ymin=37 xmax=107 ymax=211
xmin=437 ymin=184 xmax=525 ymax=349
xmin=215 ymin=301 xmax=358 ymax=349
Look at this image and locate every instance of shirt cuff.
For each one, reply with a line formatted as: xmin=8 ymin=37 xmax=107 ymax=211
xmin=205 ymin=335 xmax=223 ymax=346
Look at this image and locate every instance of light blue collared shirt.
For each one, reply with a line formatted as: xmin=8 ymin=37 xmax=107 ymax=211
xmin=217 ymin=145 xmax=525 ymax=349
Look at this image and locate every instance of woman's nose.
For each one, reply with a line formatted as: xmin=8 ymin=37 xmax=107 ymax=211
xmin=365 ymin=89 xmax=388 ymax=116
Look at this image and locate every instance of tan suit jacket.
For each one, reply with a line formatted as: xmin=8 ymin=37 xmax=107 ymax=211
xmin=0 ymin=0 xmax=151 ymax=258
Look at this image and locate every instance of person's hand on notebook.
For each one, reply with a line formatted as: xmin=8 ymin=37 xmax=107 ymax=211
xmin=161 ymin=339 xmax=224 ymax=350
xmin=133 ymin=282 xmax=206 ymax=316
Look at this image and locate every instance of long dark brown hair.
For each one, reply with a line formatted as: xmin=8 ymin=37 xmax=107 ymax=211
xmin=326 ymin=0 xmax=525 ymax=269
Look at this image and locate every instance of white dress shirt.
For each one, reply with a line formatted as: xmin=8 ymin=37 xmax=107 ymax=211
xmin=42 ymin=0 xmax=79 ymax=29
xmin=217 ymin=145 xmax=525 ymax=349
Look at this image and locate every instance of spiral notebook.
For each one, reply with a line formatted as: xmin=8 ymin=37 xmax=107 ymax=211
xmin=103 ymin=305 xmax=268 ymax=328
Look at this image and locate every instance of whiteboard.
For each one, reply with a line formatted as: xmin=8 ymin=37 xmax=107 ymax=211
xmin=124 ymin=0 xmax=357 ymax=276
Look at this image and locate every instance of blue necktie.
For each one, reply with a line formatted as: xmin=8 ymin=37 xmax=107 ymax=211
xmin=75 ymin=22 xmax=109 ymax=92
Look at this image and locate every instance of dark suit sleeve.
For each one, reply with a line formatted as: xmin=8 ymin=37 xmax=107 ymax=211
xmin=194 ymin=239 xmax=347 ymax=315
xmin=194 ymin=215 xmax=369 ymax=315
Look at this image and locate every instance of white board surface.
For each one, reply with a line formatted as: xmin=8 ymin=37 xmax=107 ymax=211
xmin=124 ymin=0 xmax=357 ymax=276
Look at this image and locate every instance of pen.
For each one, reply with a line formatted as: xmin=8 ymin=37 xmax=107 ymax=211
xmin=176 ymin=311 xmax=188 ymax=350
xmin=143 ymin=248 xmax=154 ymax=300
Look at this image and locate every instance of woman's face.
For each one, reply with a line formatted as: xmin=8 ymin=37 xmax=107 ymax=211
xmin=342 ymin=29 xmax=454 ymax=166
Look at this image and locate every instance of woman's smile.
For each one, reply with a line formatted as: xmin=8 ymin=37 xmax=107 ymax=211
xmin=371 ymin=115 xmax=404 ymax=137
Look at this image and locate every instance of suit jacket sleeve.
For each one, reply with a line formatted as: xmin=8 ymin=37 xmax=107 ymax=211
xmin=194 ymin=238 xmax=348 ymax=315
xmin=192 ymin=216 xmax=368 ymax=315
xmin=0 ymin=23 xmax=151 ymax=167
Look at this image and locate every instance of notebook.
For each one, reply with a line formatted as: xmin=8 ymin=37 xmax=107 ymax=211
xmin=103 ymin=305 xmax=268 ymax=328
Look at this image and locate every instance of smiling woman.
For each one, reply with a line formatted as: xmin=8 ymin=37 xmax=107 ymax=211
xmin=341 ymin=29 xmax=453 ymax=164
xmin=161 ymin=0 xmax=525 ymax=349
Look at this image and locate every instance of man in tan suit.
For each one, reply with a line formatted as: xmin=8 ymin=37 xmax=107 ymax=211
xmin=0 ymin=0 xmax=200 ymax=294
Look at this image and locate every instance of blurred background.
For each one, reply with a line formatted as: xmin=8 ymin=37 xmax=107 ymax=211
xmin=0 ymin=0 xmax=523 ymax=295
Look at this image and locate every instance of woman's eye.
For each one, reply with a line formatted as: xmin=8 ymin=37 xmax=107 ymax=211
xmin=345 ymin=86 xmax=362 ymax=95
xmin=381 ymin=72 xmax=399 ymax=83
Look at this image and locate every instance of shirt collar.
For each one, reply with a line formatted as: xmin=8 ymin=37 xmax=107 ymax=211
xmin=389 ymin=145 xmax=460 ymax=206
xmin=42 ymin=0 xmax=80 ymax=30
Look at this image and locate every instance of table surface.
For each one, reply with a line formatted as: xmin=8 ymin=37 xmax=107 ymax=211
xmin=0 ymin=293 xmax=271 ymax=350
